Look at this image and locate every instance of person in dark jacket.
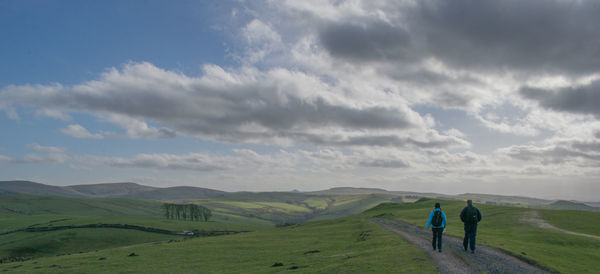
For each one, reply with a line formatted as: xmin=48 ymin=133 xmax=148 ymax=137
xmin=426 ymin=202 xmax=447 ymax=252
xmin=460 ymin=200 xmax=482 ymax=253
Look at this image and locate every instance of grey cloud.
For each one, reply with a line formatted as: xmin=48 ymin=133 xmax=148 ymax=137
xmin=105 ymin=154 xmax=230 ymax=171
xmin=380 ymin=68 xmax=481 ymax=108
xmin=1 ymin=63 xmax=445 ymax=148
xmin=520 ymin=80 xmax=600 ymax=117
xmin=289 ymin=133 xmax=468 ymax=149
xmin=319 ymin=20 xmax=415 ymax=62
xmin=571 ymin=140 xmax=600 ymax=153
xmin=359 ymin=159 xmax=409 ymax=168
xmin=317 ymin=0 xmax=600 ymax=74
xmin=503 ymin=142 xmax=600 ymax=165
xmin=103 ymin=149 xmax=289 ymax=171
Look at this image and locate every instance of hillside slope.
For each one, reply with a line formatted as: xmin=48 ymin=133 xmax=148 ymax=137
xmin=0 ymin=181 xmax=83 ymax=197
xmin=64 ymin=182 xmax=157 ymax=197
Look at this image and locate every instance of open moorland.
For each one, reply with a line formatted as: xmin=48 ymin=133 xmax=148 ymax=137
xmin=1 ymin=181 xmax=599 ymax=273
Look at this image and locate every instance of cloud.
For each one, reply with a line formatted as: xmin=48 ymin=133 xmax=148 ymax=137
xmin=319 ymin=19 xmax=415 ymax=63
xmin=27 ymin=143 xmax=66 ymax=154
xmin=0 ymin=62 xmax=460 ymax=148
xmin=0 ymin=155 xmax=12 ymax=162
xmin=520 ymin=79 xmax=600 ymax=117
xmin=104 ymin=114 xmax=176 ymax=139
xmin=359 ymin=158 xmax=409 ymax=168
xmin=499 ymin=140 xmax=600 ymax=166
xmin=105 ymin=153 xmax=230 ymax=171
xmin=35 ymin=109 xmax=71 ymax=121
xmin=103 ymin=149 xmax=295 ymax=171
xmin=0 ymin=144 xmax=69 ymax=164
xmin=61 ymin=124 xmax=103 ymax=139
xmin=313 ymin=0 xmax=600 ymax=74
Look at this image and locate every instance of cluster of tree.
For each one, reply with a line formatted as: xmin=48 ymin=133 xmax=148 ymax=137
xmin=162 ymin=203 xmax=212 ymax=221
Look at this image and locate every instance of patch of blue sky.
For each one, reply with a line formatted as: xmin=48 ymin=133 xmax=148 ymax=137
xmin=0 ymin=0 xmax=234 ymax=86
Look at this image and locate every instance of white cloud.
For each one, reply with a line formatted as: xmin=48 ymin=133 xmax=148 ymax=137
xmin=36 ymin=109 xmax=71 ymax=121
xmin=0 ymin=155 xmax=12 ymax=162
xmin=61 ymin=124 xmax=103 ymax=139
xmin=3 ymin=0 xmax=600 ymax=200
xmin=27 ymin=143 xmax=65 ymax=154
xmin=0 ymin=62 xmax=462 ymax=149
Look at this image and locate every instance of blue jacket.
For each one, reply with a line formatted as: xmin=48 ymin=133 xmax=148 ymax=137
xmin=426 ymin=208 xmax=447 ymax=229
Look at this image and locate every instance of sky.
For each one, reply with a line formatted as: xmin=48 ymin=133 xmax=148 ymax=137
xmin=1 ymin=0 xmax=600 ymax=201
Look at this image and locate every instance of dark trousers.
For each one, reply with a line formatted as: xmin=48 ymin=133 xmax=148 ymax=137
xmin=463 ymin=223 xmax=478 ymax=251
xmin=432 ymin=228 xmax=443 ymax=250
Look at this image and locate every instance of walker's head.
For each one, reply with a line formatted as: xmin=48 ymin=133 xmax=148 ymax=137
xmin=467 ymin=200 xmax=473 ymax=206
xmin=435 ymin=202 xmax=440 ymax=208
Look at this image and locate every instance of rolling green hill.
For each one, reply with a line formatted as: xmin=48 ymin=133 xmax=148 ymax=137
xmin=195 ymin=193 xmax=400 ymax=225
xmin=3 ymin=197 xmax=600 ymax=273
xmin=0 ymin=194 xmax=264 ymax=261
xmin=2 ymin=181 xmax=599 ymax=212
xmin=63 ymin=182 xmax=157 ymax=197
xmin=0 ymin=194 xmax=163 ymax=217
xmin=0 ymin=181 xmax=83 ymax=197
xmin=542 ymin=200 xmax=600 ymax=212
xmin=0 ymin=216 xmax=436 ymax=273
xmin=0 ymin=181 xmax=228 ymax=200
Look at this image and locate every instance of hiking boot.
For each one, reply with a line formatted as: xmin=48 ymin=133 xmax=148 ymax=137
xmin=438 ymin=249 xmax=442 ymax=253
xmin=471 ymin=250 xmax=475 ymax=254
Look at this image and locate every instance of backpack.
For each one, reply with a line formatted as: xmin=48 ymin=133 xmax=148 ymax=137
xmin=432 ymin=210 xmax=443 ymax=227
xmin=468 ymin=207 xmax=478 ymax=224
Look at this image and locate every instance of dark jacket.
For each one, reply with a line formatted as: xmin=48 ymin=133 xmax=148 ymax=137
xmin=460 ymin=205 xmax=482 ymax=224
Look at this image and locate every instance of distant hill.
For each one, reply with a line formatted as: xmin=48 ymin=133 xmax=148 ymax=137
xmin=0 ymin=180 xmax=228 ymax=200
xmin=544 ymin=200 xmax=600 ymax=212
xmin=0 ymin=181 xmax=83 ymax=197
xmin=455 ymin=193 xmax=552 ymax=206
xmin=64 ymin=182 xmax=157 ymax=197
xmin=2 ymin=181 xmax=598 ymax=211
xmin=309 ymin=187 xmax=393 ymax=196
xmin=122 ymin=186 xmax=228 ymax=200
xmin=0 ymin=193 xmax=163 ymax=217
xmin=585 ymin=202 xmax=600 ymax=208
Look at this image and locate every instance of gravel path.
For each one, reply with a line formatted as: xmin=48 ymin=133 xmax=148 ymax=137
xmin=370 ymin=218 xmax=550 ymax=274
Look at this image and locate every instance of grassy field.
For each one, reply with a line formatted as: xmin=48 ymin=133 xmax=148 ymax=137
xmin=3 ymin=193 xmax=599 ymax=273
xmin=0 ymin=194 xmax=163 ymax=217
xmin=0 ymin=214 xmax=262 ymax=261
xmin=363 ymin=199 xmax=600 ymax=273
xmin=196 ymin=193 xmax=396 ymax=225
xmin=0 ymin=228 xmax=179 ymax=260
xmin=0 ymin=216 xmax=437 ymax=273
xmin=539 ymin=209 xmax=600 ymax=236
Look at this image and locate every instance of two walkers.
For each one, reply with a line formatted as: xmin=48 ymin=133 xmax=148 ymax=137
xmin=426 ymin=200 xmax=482 ymax=253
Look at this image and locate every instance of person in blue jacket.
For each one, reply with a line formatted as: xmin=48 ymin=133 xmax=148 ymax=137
xmin=426 ymin=202 xmax=447 ymax=252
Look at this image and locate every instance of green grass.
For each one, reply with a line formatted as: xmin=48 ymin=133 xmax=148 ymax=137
xmin=0 ymin=228 xmax=179 ymax=260
xmin=539 ymin=209 xmax=600 ymax=236
xmin=1 ymin=216 xmax=437 ymax=273
xmin=363 ymin=199 xmax=600 ymax=273
xmin=0 ymin=215 xmax=262 ymax=261
xmin=311 ymin=194 xmax=394 ymax=221
xmin=0 ymin=194 xmax=162 ymax=217
xmin=303 ymin=197 xmax=332 ymax=210
xmin=194 ymin=194 xmax=396 ymax=226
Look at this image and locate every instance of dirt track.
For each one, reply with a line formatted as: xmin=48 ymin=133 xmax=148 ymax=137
xmin=522 ymin=210 xmax=600 ymax=241
xmin=370 ymin=218 xmax=550 ymax=274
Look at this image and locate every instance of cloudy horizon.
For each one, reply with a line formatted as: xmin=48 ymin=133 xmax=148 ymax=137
xmin=1 ymin=0 xmax=600 ymax=201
